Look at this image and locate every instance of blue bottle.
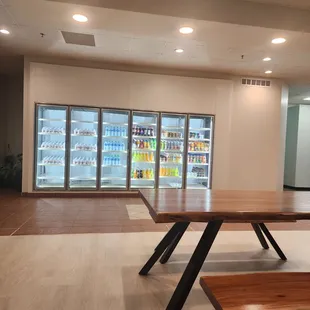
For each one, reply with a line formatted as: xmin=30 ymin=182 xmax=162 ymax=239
xmin=121 ymin=127 xmax=126 ymax=136
xmin=103 ymin=141 xmax=107 ymax=151
xmin=107 ymin=156 xmax=111 ymax=166
xmin=115 ymin=127 xmax=120 ymax=137
xmin=105 ymin=126 xmax=109 ymax=136
xmin=111 ymin=126 xmax=115 ymax=136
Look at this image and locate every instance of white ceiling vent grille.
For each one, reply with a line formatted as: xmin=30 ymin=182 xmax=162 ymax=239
xmin=241 ymin=78 xmax=271 ymax=87
xmin=61 ymin=31 xmax=95 ymax=47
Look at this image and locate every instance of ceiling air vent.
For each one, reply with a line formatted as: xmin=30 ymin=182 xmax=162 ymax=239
xmin=241 ymin=78 xmax=271 ymax=87
xmin=61 ymin=31 xmax=95 ymax=47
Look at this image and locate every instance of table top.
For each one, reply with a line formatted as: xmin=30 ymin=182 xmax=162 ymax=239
xmin=139 ymin=189 xmax=310 ymax=223
xmin=200 ymin=273 xmax=310 ymax=309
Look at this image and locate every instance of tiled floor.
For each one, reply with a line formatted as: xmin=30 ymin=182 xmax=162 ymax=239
xmin=1 ymin=190 xmax=310 ymax=236
xmin=1 ymin=231 xmax=310 ymax=309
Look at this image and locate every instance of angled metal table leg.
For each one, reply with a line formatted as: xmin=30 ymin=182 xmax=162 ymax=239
xmin=166 ymin=220 xmax=223 ymax=310
xmin=139 ymin=222 xmax=190 ymax=275
xmin=160 ymin=222 xmax=190 ymax=264
xmin=259 ymin=223 xmax=287 ymax=261
xmin=251 ymin=223 xmax=269 ymax=249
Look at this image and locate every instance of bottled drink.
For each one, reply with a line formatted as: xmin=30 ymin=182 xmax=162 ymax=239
xmin=121 ymin=127 xmax=126 ymax=136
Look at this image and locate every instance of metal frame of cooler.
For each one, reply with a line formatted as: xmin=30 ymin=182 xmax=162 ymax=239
xmin=34 ymin=104 xmax=70 ymax=191
xmin=33 ymin=103 xmax=215 ymax=191
xmin=129 ymin=110 xmax=160 ymax=190
xmin=101 ymin=108 xmax=131 ymax=191
xmin=158 ymin=112 xmax=188 ymax=189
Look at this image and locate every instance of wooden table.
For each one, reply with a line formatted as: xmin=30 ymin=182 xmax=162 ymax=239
xmin=138 ymin=189 xmax=310 ymax=310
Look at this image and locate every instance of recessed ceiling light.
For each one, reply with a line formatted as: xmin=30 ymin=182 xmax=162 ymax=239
xmin=265 ymin=70 xmax=272 ymax=74
xmin=73 ymin=14 xmax=88 ymax=23
xmin=263 ymin=57 xmax=271 ymax=62
xmin=0 ymin=29 xmax=10 ymax=35
xmin=175 ymin=48 xmax=184 ymax=53
xmin=272 ymin=38 xmax=286 ymax=44
xmin=179 ymin=27 xmax=193 ymax=34
xmin=303 ymin=97 xmax=310 ymax=101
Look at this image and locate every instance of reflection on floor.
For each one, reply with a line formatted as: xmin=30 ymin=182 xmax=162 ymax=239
xmin=0 ymin=231 xmax=309 ymax=310
xmin=0 ymin=191 xmax=310 ymax=236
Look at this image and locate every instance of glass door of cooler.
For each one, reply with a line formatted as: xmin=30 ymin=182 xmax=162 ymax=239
xmin=159 ymin=113 xmax=186 ymax=189
xmin=101 ymin=109 xmax=129 ymax=189
xmin=69 ymin=107 xmax=99 ymax=189
xmin=130 ymin=111 xmax=158 ymax=189
xmin=35 ymin=104 xmax=68 ymax=189
xmin=186 ymin=115 xmax=213 ymax=189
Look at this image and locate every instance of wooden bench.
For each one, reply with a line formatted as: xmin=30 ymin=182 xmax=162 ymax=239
xmin=200 ymin=272 xmax=310 ymax=309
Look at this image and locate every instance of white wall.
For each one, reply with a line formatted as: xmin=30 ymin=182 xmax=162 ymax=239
xmin=295 ymin=105 xmax=310 ymax=187
xmin=284 ymin=106 xmax=299 ymax=187
xmin=23 ymin=61 xmax=286 ymax=192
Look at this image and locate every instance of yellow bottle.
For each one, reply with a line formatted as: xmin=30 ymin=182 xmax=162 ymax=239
xmin=150 ymin=152 xmax=154 ymax=162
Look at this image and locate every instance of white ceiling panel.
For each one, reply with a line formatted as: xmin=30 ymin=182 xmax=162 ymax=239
xmin=1 ymin=0 xmax=310 ymax=80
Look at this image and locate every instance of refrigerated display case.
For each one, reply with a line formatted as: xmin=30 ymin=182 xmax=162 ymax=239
xmin=130 ymin=111 xmax=158 ymax=189
xmin=34 ymin=104 xmax=214 ymax=192
xmin=186 ymin=115 xmax=213 ymax=189
xmin=159 ymin=113 xmax=186 ymax=188
xmin=69 ymin=107 xmax=99 ymax=189
xmin=35 ymin=105 xmax=68 ymax=189
xmin=101 ymin=109 xmax=129 ymax=189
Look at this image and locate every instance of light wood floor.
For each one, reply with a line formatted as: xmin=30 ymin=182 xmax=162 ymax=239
xmin=0 ymin=230 xmax=310 ymax=309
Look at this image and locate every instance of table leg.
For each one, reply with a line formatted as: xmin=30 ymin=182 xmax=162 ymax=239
xmin=139 ymin=222 xmax=190 ymax=275
xmin=251 ymin=223 xmax=269 ymax=249
xmin=160 ymin=222 xmax=190 ymax=264
xmin=166 ymin=220 xmax=223 ymax=310
xmin=259 ymin=223 xmax=287 ymax=261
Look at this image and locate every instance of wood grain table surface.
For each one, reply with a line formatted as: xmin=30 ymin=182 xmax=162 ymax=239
xmin=139 ymin=189 xmax=310 ymax=223
xmin=200 ymin=272 xmax=310 ymax=310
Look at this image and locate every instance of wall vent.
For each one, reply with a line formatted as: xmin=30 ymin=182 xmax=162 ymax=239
xmin=241 ymin=78 xmax=271 ymax=87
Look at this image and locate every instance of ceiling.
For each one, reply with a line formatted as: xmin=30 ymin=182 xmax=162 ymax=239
xmin=2 ymin=0 xmax=310 ymax=81
xmin=243 ymin=0 xmax=310 ymax=10
xmin=289 ymin=85 xmax=310 ymax=105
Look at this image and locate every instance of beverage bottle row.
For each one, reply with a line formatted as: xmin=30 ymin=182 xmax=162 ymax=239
xmin=188 ymin=142 xmax=209 ymax=152
xmin=161 ymin=141 xmax=183 ymax=151
xmin=160 ymin=167 xmax=180 ymax=177
xmin=103 ymin=141 xmax=126 ymax=151
xmin=74 ymin=143 xmax=97 ymax=151
xmin=73 ymin=128 xmax=97 ymax=136
xmin=188 ymin=155 xmax=207 ymax=164
xmin=72 ymin=157 xmax=97 ymax=166
xmin=41 ymin=127 xmax=65 ymax=134
xmin=132 ymin=168 xmax=154 ymax=179
xmin=41 ymin=142 xmax=65 ymax=149
xmin=189 ymin=132 xmax=205 ymax=139
xmin=132 ymin=152 xmax=154 ymax=162
xmin=133 ymin=138 xmax=156 ymax=150
xmin=42 ymin=156 xmax=65 ymax=165
xmin=132 ymin=126 xmax=154 ymax=137
xmin=160 ymin=154 xmax=183 ymax=163
xmin=191 ymin=166 xmax=205 ymax=177
xmin=105 ymin=126 xmax=127 ymax=137
xmin=103 ymin=155 xmax=121 ymax=166
xmin=162 ymin=130 xmax=183 ymax=138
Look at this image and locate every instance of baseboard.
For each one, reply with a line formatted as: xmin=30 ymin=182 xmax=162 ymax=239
xmin=21 ymin=191 xmax=140 ymax=198
xmin=283 ymin=185 xmax=310 ymax=191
